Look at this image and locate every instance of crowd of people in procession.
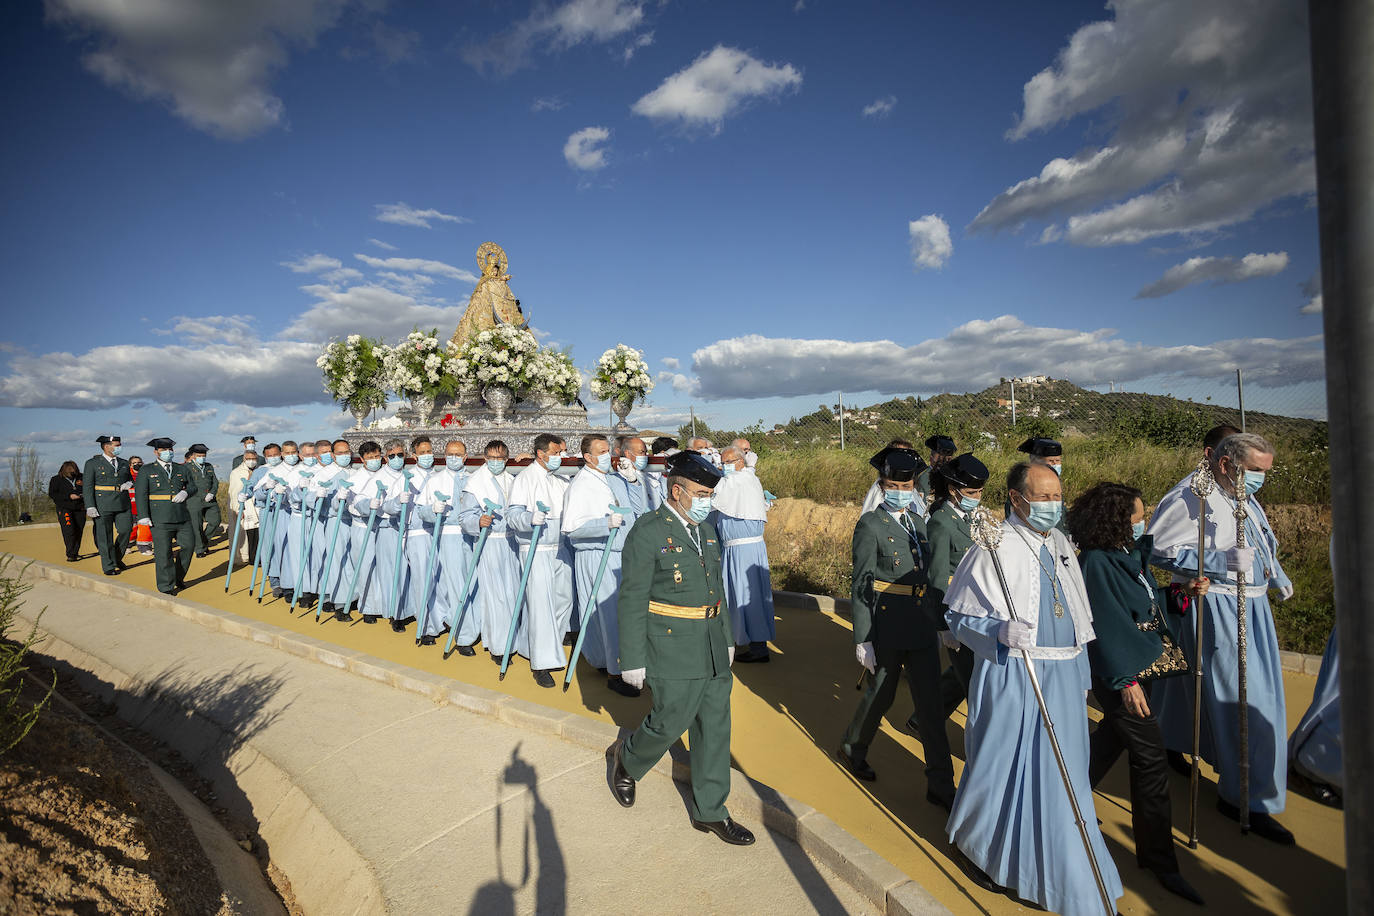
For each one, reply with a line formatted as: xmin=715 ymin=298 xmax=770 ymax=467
xmin=58 ymin=422 xmax=1341 ymax=915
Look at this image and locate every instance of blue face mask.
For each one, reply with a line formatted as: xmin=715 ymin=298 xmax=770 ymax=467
xmin=303 ymin=455 xmax=317 ymax=466
xmin=595 ymin=453 xmax=612 ymax=473
xmin=1243 ymin=470 xmax=1265 ymax=495
xmin=959 ymin=495 xmax=981 ymax=512
xmin=722 ymin=465 xmax=737 ymax=477
xmin=634 ymin=455 xmax=649 ymax=471
xmin=318 ymin=453 xmax=334 ymax=466
xmin=883 ymin=488 xmax=914 ymax=510
xmin=688 ymin=495 xmax=713 ymax=523
xmin=158 ymin=449 xmax=173 ymax=462
xmin=192 ymin=456 xmax=205 ymax=466
xmin=387 ymin=455 xmax=405 ymax=471
xmin=1022 ymin=498 xmax=1063 ymax=533
xmin=486 ymin=459 xmax=507 ymax=475
xmin=543 ymin=453 xmax=563 ymax=471
xmin=446 ymin=456 xmax=465 ymax=471
xmin=365 ymin=457 xmax=382 ymax=472
xmin=111 ymin=445 xmax=123 ymax=456
xmin=334 ymin=454 xmax=351 ymax=469
xmin=283 ymin=453 xmax=299 ymax=466
xmin=265 ymin=455 xmax=282 ymax=467
xmin=417 ymin=454 xmax=435 ymax=469
xmin=1131 ymin=520 xmax=1146 ymax=540
xmin=1049 ymin=464 xmax=1063 ymax=477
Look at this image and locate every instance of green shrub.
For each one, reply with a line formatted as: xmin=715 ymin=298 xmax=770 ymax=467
xmin=0 ymin=555 xmax=52 ymax=756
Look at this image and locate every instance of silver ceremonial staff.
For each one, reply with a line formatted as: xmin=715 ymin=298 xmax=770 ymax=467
xmin=1234 ymin=469 xmax=1252 ymax=833
xmin=968 ymin=507 xmax=1114 ymax=916
xmin=1187 ymin=458 xmax=1215 ymax=849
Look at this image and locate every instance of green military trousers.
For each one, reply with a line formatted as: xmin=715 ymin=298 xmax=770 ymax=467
xmin=151 ymin=519 xmax=196 ymax=594
xmin=623 ymin=671 xmax=733 ymax=822
xmin=93 ymin=509 xmax=133 ymax=574
xmin=842 ymin=644 xmax=955 ymax=802
xmin=187 ymin=499 xmax=222 ymax=554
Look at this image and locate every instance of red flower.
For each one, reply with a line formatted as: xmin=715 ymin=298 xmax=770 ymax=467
xmin=440 ymin=413 xmax=454 ymax=428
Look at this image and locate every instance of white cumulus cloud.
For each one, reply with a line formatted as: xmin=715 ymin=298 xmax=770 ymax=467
xmin=367 ymin=238 xmax=397 ymax=250
xmin=631 ymin=45 xmax=801 ymax=132
xmin=564 ymin=126 xmax=611 ymax=171
xmin=280 ymin=252 xmax=343 ymax=273
xmin=353 ymin=254 xmax=478 ymax=283
xmin=862 ymin=95 xmax=896 ymax=118
xmin=373 ymin=202 xmax=469 ymax=228
xmin=908 ymin=215 xmax=953 ymax=271
xmin=1136 ymin=251 xmax=1289 ymax=298
xmin=1300 ymin=272 xmax=1323 ymax=314
xmin=463 ymin=0 xmax=644 ymax=77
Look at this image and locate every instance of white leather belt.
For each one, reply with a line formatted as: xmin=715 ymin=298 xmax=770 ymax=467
xmin=724 ymin=535 xmax=764 ymax=547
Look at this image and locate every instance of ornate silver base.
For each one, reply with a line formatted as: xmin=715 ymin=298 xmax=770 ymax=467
xmin=342 ymin=397 xmax=632 ymax=456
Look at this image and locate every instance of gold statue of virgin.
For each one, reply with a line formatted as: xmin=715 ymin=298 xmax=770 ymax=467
xmin=450 ymin=242 xmax=527 ymax=348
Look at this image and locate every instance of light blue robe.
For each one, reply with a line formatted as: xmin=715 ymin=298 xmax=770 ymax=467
xmin=947 ymin=545 xmax=1121 ymax=916
xmin=1289 ymin=625 xmax=1341 ymax=789
xmin=418 ymin=470 xmax=474 ymax=641
xmin=388 ymin=468 xmax=432 ymax=624
xmin=350 ymin=470 xmax=402 ymax=617
xmin=712 ymin=514 xmax=775 ymax=645
xmin=305 ymin=469 xmax=352 ymax=597
xmin=1149 ymin=490 xmax=1292 ymax=814
xmin=507 ymin=466 xmax=574 ymax=671
xmin=458 ymin=481 xmax=524 ymax=659
xmin=566 ymin=470 xmax=641 ymax=675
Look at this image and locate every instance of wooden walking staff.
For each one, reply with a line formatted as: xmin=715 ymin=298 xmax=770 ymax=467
xmin=968 ymin=507 xmax=1114 ymax=916
xmin=1234 ymin=464 xmax=1253 ymax=834
xmin=1187 ymin=458 xmax=1215 ymax=848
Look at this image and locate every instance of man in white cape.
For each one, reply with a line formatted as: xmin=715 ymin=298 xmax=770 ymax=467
xmin=711 ymin=446 xmax=775 ymax=663
xmin=506 ymin=434 xmax=574 ymax=688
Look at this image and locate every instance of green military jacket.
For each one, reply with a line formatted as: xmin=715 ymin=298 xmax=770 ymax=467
xmin=134 ymin=461 xmax=199 ymax=525
xmin=618 ymin=504 xmax=733 ymax=679
xmin=186 ymin=461 xmax=219 ymax=507
xmin=923 ymin=500 xmax=974 ymax=631
xmin=81 ymin=453 xmax=132 ymax=514
xmin=851 ymin=506 xmax=933 ymax=651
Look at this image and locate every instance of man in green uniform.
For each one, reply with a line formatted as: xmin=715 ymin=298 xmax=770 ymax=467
xmin=837 ymin=447 xmax=955 ymax=811
xmin=184 ymin=443 xmax=221 ymax=558
xmin=81 ymin=434 xmax=134 ymax=576
xmin=608 ymin=451 xmax=755 ymax=846
xmin=915 ymin=435 xmax=955 ymax=510
xmin=134 ymin=437 xmax=199 ymax=595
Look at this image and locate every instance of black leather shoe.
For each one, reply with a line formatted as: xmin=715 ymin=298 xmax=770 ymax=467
xmin=926 ymin=789 xmax=954 ymax=813
xmin=420 ymin=635 xmax=436 ymax=646
xmin=104 ymin=570 xmax=119 ymax=576
xmin=734 ymin=646 xmax=770 ymax=663
xmin=1216 ymin=799 xmax=1295 ymax=845
xmin=952 ymin=848 xmax=1000 ymax=892
xmin=116 ymin=561 xmax=128 ymax=571
xmin=1153 ymin=870 xmax=1205 ymax=905
xmin=272 ymin=586 xmax=284 ymax=598
xmin=363 ymin=614 xmax=378 ymax=624
xmin=692 ymin=817 xmax=755 ymax=845
xmin=334 ymin=610 xmax=351 ymax=622
xmin=195 ymin=551 xmax=208 ymax=558
xmin=491 ymin=653 xmax=504 ymax=665
xmin=607 ymin=740 xmax=635 ymax=808
xmin=903 ymin=715 xmax=922 ymax=739
xmin=533 ymin=669 xmax=555 ymax=688
xmin=607 ymin=675 xmax=641 ymax=698
xmin=457 ymin=645 xmax=476 ymax=657
xmin=1167 ymin=750 xmax=1192 ymax=776
xmin=390 ymin=619 xmax=406 ymax=633
xmin=835 ymin=748 xmax=876 ymax=782
xmin=563 ymin=632 xmax=576 ymax=646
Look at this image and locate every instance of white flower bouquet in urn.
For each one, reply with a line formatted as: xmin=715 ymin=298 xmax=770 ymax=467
xmin=591 ymin=344 xmax=654 ymax=427
xmin=448 ymin=324 xmax=542 ymax=394
xmin=317 ymin=334 xmax=388 ymax=427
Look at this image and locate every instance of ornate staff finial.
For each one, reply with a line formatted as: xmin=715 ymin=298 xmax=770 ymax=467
xmin=969 ymin=505 xmax=1004 ymax=551
xmin=1189 ymin=457 xmax=1215 ymax=500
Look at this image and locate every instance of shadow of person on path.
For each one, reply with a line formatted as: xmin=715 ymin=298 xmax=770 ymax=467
xmin=467 ymin=744 xmax=566 ymax=915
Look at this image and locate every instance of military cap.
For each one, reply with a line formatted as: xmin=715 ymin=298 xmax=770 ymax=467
xmin=666 ymin=450 xmax=723 ymax=487
xmin=95 ymin=434 xmax=122 ymax=444
xmin=924 ymin=435 xmax=956 ymax=455
xmin=1017 ymin=436 xmax=1062 ymax=457
xmin=240 ymin=435 xmax=256 ymax=444
xmin=188 ymin=443 xmax=209 ymax=454
xmin=146 ymin=437 xmax=175 ymax=449
xmin=868 ymin=444 xmax=922 ymax=473
xmin=939 ymin=453 xmax=990 ymax=489
xmin=874 ymin=449 xmax=922 ymax=482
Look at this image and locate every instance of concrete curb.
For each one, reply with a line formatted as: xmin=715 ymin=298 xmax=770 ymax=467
xmin=20 ymin=559 xmax=951 ymax=916
xmin=772 ymin=587 xmax=1327 ymax=675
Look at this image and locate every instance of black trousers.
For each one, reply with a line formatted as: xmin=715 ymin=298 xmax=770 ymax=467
xmin=938 ymin=645 xmax=974 ymax=718
xmin=56 ymin=507 xmax=85 ymax=559
xmin=1088 ymin=679 xmax=1179 ymax=873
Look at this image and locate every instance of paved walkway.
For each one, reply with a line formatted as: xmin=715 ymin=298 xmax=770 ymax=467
xmin=16 ymin=576 xmax=895 ymax=916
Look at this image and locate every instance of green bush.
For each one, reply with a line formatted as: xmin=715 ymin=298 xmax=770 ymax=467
xmin=0 ymin=556 xmax=52 ymax=756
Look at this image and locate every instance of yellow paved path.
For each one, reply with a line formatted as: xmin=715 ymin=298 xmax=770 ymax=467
xmin=7 ymin=529 xmax=1344 ymax=915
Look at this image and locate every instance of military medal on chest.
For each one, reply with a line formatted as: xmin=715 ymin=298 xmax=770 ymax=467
xmin=673 ymin=569 xmax=683 ymax=584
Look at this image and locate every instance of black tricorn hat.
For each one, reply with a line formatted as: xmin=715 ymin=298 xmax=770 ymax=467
xmin=188 ymin=443 xmax=209 ymax=454
xmin=96 ymin=434 xmax=121 ymax=445
xmin=146 ymin=437 xmax=175 ymax=449
xmin=665 ymin=450 xmax=723 ymax=487
xmin=869 ymin=444 xmax=925 ymax=474
xmin=939 ymin=453 xmax=990 ymax=489
xmin=873 ymin=448 xmax=922 ymax=482
xmin=239 ymin=435 xmax=256 ymax=444
xmin=924 ymin=435 xmax=956 ymax=454
xmin=1017 ymin=436 xmax=1062 ymax=457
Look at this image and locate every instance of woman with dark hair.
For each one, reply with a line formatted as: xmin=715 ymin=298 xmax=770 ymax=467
xmin=1068 ymin=481 xmax=1209 ymax=905
xmin=48 ymin=460 xmax=85 ymax=561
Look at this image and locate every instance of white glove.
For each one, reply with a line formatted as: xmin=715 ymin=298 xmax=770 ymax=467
xmin=608 ymin=512 xmax=625 ymax=528
xmin=939 ymin=629 xmax=960 ymax=651
xmin=119 ymin=481 xmax=134 ymax=492
xmin=396 ymin=490 xmax=412 ymax=505
xmin=337 ymin=488 xmax=353 ymax=502
xmin=617 ymin=457 xmax=639 ymax=483
xmin=138 ymin=517 xmax=151 ymax=528
xmin=171 ymin=491 xmax=188 ymax=504
xmin=204 ymin=493 xmax=214 ymax=502
xmin=1225 ymin=546 xmax=1256 ymax=574
xmin=998 ymin=619 xmax=1035 ymax=649
xmin=237 ymin=492 xmax=249 ymax=503
xmin=728 ymin=646 xmax=735 ymax=665
xmin=274 ymin=484 xmax=287 ymax=496
xmin=86 ymin=507 xmax=99 ymax=518
xmin=744 ymin=452 xmax=758 ymax=468
xmin=432 ymin=499 xmax=448 ymax=514
xmin=370 ymin=497 xmax=383 ymax=511
xmin=855 ymin=641 xmax=876 ymax=673
xmin=621 ymin=668 xmax=646 ymax=689
xmin=1277 ymin=584 xmax=1294 ymax=601
xmin=530 ymin=509 xmax=547 ymax=527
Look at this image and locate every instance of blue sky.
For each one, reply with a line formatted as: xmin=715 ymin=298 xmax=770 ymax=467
xmin=0 ymin=0 xmax=1325 ymax=468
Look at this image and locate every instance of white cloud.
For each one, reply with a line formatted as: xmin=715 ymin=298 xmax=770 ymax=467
xmin=353 ymin=254 xmax=478 ymax=283
xmin=1300 ymin=272 xmax=1323 ymax=314
xmin=660 ymin=357 xmax=680 ymax=370
xmin=631 ymin=46 xmax=802 ymax=132
xmin=375 ymin=271 xmax=436 ymax=297
xmin=1136 ymin=251 xmax=1289 ymax=298
xmin=971 ymin=0 xmax=1314 ymax=246
xmin=463 ymin=0 xmax=644 ymax=77
xmin=16 ymin=428 xmax=96 ymax=444
xmin=45 ymin=0 xmax=350 ymax=139
xmin=1300 ymin=295 xmax=1322 ymax=316
xmin=564 ymin=126 xmax=611 ymax=171
xmin=282 ymin=284 xmax=466 ymax=342
xmin=908 ymin=215 xmax=952 ymax=271
xmin=862 ymin=95 xmax=896 ymax=118
xmin=687 ymin=316 xmax=1324 ymax=400
xmin=623 ymin=31 xmax=653 ymax=62
xmin=367 ymin=238 xmax=397 ymax=250
xmin=373 ymin=202 xmax=469 ymax=228
xmin=218 ymin=406 xmax=301 ymax=437
xmin=180 ymin=406 xmax=219 ymax=426
xmin=281 ymin=252 xmax=343 ymax=273
xmin=655 ymin=370 xmax=698 ymax=395
xmin=532 ymin=95 xmax=567 ymax=112
xmin=369 ymin=21 xmax=419 ymax=65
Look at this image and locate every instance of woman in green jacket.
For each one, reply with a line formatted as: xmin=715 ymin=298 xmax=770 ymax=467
xmin=1067 ymin=482 xmax=1209 ymax=906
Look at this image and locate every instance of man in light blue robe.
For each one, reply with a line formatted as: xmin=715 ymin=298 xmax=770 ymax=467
xmin=393 ymin=436 xmax=436 ymax=633
xmin=341 ymin=441 xmax=388 ymax=618
xmin=253 ymin=440 xmax=302 ymax=595
xmin=710 ymin=446 xmax=775 ymax=663
xmin=944 ymin=461 xmax=1121 ymax=916
xmin=1148 ymin=432 xmax=1296 ymax=843
xmin=615 ymin=435 xmax=658 ymax=513
xmin=506 ymin=434 xmax=573 ymax=688
xmin=564 ymin=434 xmax=643 ymax=697
xmin=349 ymin=439 xmax=405 ymax=624
xmin=283 ymin=441 xmax=327 ymax=604
xmin=315 ymin=441 xmax=357 ymax=620
xmin=459 ymin=440 xmax=522 ymax=661
xmin=300 ymin=439 xmax=344 ymax=605
xmin=417 ymin=440 xmax=474 ymax=647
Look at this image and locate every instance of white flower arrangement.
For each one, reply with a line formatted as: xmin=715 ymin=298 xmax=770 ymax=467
xmin=380 ymin=329 xmax=456 ymax=401
xmin=591 ymin=344 xmax=654 ymax=403
xmin=317 ymin=335 xmax=387 ymax=412
xmin=448 ymin=325 xmax=542 ymax=394
xmin=528 ymin=348 xmax=584 ymax=404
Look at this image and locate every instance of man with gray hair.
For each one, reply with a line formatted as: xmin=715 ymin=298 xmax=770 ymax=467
xmin=1147 ymin=431 xmax=1296 ymax=844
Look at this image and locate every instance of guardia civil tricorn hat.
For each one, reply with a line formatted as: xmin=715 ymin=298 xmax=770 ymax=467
xmin=868 ymin=445 xmax=926 ymax=474
xmin=939 ymin=453 xmax=990 ymax=489
xmin=1017 ymin=437 xmax=1062 ymax=457
xmin=924 ymin=435 xmax=956 ymax=455
xmin=95 ymin=434 xmax=121 ymax=444
xmin=666 ymin=451 xmax=723 ymax=487
xmin=146 ymin=437 xmax=175 ymax=449
xmin=873 ymin=449 xmax=922 ymax=482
